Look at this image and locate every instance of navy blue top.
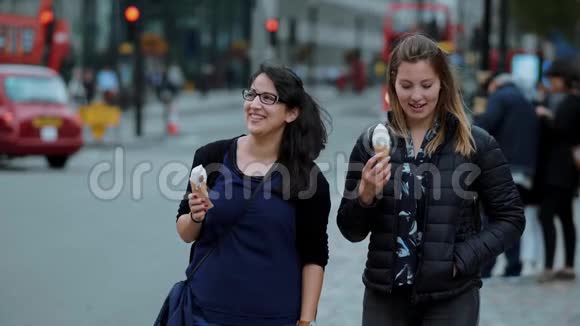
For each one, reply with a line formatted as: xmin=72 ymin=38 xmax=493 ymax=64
xmin=178 ymin=139 xmax=330 ymax=325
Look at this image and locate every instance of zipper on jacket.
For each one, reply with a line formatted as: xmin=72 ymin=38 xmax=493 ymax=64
xmin=387 ymin=142 xmax=403 ymax=294
xmin=410 ymin=150 xmax=441 ymax=302
xmin=388 ymin=193 xmax=401 ymax=294
xmin=410 ymin=175 xmax=430 ymax=302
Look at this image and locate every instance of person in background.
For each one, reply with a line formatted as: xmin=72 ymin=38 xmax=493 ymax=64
xmin=82 ymin=68 xmax=96 ymax=103
xmin=96 ymin=64 xmax=119 ymax=105
xmin=68 ymin=67 xmax=87 ymax=107
xmin=167 ymin=62 xmax=185 ymax=94
xmin=536 ymin=58 xmax=580 ymax=282
xmin=474 ymin=73 xmax=540 ymax=277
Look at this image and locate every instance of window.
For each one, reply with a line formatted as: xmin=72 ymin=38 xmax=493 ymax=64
xmin=21 ymin=28 xmax=34 ymax=53
xmin=4 ymin=76 xmax=68 ymax=104
xmin=0 ymin=25 xmax=6 ymax=53
xmin=0 ymin=0 xmax=40 ymax=16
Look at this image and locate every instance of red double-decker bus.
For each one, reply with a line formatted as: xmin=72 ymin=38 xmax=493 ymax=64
xmin=381 ymin=2 xmax=455 ymax=110
xmin=0 ymin=0 xmax=70 ymax=72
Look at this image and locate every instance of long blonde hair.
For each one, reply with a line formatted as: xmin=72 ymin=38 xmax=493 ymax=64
xmin=387 ymin=34 xmax=475 ymax=157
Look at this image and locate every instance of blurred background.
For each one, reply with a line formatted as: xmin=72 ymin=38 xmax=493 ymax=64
xmin=0 ymin=0 xmax=579 ymax=325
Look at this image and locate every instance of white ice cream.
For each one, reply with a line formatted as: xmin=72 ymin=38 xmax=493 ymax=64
xmin=372 ymin=123 xmax=391 ymax=150
xmin=189 ymin=164 xmax=207 ymax=187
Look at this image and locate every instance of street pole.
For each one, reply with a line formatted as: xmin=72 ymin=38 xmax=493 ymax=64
xmin=127 ymin=0 xmax=145 ymax=137
xmin=457 ymin=0 xmax=465 ymax=51
xmin=134 ymin=29 xmax=144 ymax=137
xmin=498 ymin=0 xmax=509 ymax=72
xmin=81 ymin=0 xmax=96 ymax=69
xmin=307 ymin=6 xmax=318 ymax=85
xmin=110 ymin=0 xmax=121 ymax=72
xmin=480 ymin=0 xmax=492 ymax=71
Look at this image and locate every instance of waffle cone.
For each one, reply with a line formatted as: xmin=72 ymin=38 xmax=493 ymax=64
xmin=373 ymin=144 xmax=390 ymax=156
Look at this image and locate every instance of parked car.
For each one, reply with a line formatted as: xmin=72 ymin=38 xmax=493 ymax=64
xmin=0 ymin=64 xmax=83 ymax=168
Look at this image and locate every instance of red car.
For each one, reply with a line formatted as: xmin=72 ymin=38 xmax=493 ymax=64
xmin=0 ymin=64 xmax=83 ymax=168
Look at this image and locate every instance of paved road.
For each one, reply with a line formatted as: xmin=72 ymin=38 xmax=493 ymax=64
xmin=1 ymin=88 xmax=579 ymax=326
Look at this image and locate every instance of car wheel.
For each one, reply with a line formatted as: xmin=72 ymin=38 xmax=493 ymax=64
xmin=46 ymin=155 xmax=68 ymax=169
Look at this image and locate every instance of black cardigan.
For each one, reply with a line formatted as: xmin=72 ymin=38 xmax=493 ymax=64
xmin=176 ymin=137 xmax=331 ymax=267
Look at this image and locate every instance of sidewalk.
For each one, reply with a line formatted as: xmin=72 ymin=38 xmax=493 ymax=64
xmin=480 ymin=276 xmax=580 ymax=326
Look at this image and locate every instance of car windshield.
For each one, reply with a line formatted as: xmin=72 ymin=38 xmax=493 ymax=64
xmin=4 ymin=75 xmax=68 ymax=104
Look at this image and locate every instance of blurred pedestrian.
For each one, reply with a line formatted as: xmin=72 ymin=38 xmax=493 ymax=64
xmin=154 ymin=67 xmax=177 ymax=104
xmin=536 ymin=58 xmax=580 ymax=282
xmin=82 ymin=68 xmax=95 ymax=103
xmin=350 ymin=49 xmax=367 ymax=94
xmin=68 ymin=66 xmax=87 ymax=107
xmin=156 ymin=65 xmax=330 ymax=326
xmin=153 ymin=66 xmax=180 ymax=136
xmin=474 ymin=73 xmax=540 ymax=277
xmin=167 ymin=62 xmax=185 ymax=94
xmin=198 ymin=62 xmax=215 ymax=96
xmin=337 ymin=34 xmax=524 ymax=326
xmin=96 ymin=64 xmax=119 ymax=105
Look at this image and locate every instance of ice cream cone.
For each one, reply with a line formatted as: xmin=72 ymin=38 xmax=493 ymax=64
xmin=190 ymin=165 xmax=214 ymax=208
xmin=373 ymin=144 xmax=390 ymax=156
xmin=372 ymin=124 xmax=391 ymax=156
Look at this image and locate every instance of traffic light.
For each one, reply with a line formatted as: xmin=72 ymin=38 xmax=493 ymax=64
xmin=39 ymin=8 xmax=55 ymax=65
xmin=124 ymin=5 xmax=141 ymax=42
xmin=124 ymin=5 xmax=140 ymax=23
xmin=121 ymin=3 xmax=145 ymax=137
xmin=265 ymin=18 xmax=279 ymax=47
xmin=40 ymin=8 xmax=55 ymax=43
xmin=39 ymin=8 xmax=54 ymax=25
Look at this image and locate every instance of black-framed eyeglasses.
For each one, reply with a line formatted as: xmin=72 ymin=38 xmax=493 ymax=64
xmin=242 ymin=89 xmax=282 ymax=105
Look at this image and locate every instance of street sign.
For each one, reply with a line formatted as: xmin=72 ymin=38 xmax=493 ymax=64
xmin=78 ymin=102 xmax=121 ymax=141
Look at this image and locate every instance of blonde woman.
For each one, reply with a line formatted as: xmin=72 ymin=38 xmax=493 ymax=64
xmin=337 ymin=34 xmax=525 ymax=326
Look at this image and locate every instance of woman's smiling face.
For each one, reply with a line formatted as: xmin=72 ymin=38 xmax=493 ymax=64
xmin=243 ymin=73 xmax=298 ymax=137
xmin=394 ymin=60 xmax=441 ymax=126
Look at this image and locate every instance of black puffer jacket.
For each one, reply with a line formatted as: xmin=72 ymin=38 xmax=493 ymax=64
xmin=337 ymin=116 xmax=525 ymax=303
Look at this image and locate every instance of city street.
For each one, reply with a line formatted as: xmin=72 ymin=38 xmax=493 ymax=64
xmin=1 ymin=88 xmax=579 ymax=326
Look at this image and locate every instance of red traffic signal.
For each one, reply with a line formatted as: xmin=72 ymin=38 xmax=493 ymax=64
xmin=265 ymin=18 xmax=279 ymax=33
xmin=124 ymin=6 xmax=140 ymax=23
xmin=39 ymin=9 xmax=54 ymax=24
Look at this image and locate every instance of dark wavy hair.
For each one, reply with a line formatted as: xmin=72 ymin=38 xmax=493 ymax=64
xmin=249 ymin=64 xmax=331 ymax=195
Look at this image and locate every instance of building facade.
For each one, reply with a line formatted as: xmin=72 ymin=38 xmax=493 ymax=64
xmin=132 ymin=0 xmax=253 ymax=88
xmin=0 ymin=0 xmax=254 ymax=88
xmin=1 ymin=0 xmax=490 ymax=88
xmin=251 ymin=0 xmax=391 ymax=82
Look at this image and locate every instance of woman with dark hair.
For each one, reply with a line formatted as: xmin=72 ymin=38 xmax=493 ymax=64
xmin=535 ymin=58 xmax=580 ymax=282
xmin=337 ymin=34 xmax=525 ymax=325
xmin=166 ymin=64 xmax=330 ymax=326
